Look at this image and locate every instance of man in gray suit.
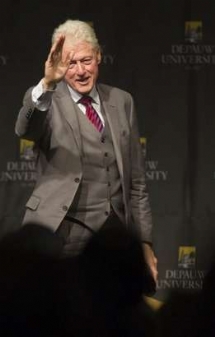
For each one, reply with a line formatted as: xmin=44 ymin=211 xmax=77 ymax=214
xmin=15 ymin=19 xmax=157 ymax=282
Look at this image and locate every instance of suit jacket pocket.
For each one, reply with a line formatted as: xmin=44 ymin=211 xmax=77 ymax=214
xmin=26 ymin=195 xmax=40 ymax=210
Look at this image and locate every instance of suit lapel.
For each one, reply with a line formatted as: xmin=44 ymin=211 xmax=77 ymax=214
xmin=98 ymin=86 xmax=124 ymax=179
xmin=56 ymin=82 xmax=82 ymax=153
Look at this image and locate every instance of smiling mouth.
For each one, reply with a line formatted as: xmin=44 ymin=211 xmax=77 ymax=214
xmin=77 ymin=78 xmax=90 ymax=85
xmin=77 ymin=77 xmax=89 ymax=83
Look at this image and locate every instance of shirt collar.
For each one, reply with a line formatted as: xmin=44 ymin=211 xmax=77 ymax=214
xmin=67 ymin=85 xmax=100 ymax=105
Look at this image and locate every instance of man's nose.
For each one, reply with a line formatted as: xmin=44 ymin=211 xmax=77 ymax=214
xmin=76 ymin=62 xmax=85 ymax=74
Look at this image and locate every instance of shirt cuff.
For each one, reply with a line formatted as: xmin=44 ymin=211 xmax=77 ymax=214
xmin=31 ymin=79 xmax=55 ymax=111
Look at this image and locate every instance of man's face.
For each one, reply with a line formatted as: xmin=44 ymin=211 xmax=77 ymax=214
xmin=63 ymin=41 xmax=101 ymax=95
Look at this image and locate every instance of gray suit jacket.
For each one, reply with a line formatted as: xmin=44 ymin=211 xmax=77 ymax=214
xmin=15 ymin=81 xmax=153 ymax=242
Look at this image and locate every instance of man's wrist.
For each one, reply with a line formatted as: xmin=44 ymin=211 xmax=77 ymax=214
xmin=42 ymin=78 xmax=56 ymax=91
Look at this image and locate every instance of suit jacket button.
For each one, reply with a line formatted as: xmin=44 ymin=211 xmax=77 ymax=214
xmin=74 ymin=178 xmax=80 ymax=183
xmin=62 ymin=205 xmax=68 ymax=211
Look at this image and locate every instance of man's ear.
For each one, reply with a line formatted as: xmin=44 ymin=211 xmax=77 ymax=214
xmin=97 ymin=50 xmax=102 ymax=64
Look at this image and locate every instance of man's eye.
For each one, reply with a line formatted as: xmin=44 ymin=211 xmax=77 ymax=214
xmin=83 ymin=59 xmax=92 ymax=64
xmin=69 ymin=61 xmax=75 ymax=68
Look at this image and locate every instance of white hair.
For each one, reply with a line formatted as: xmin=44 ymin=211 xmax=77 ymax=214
xmin=52 ymin=19 xmax=100 ymax=50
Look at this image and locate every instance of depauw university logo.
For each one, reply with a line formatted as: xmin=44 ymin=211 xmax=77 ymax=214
xmin=178 ymin=246 xmax=196 ymax=269
xmin=20 ymin=139 xmax=35 ymax=161
xmin=140 ymin=137 xmax=147 ymax=158
xmin=185 ymin=21 xmax=203 ymax=43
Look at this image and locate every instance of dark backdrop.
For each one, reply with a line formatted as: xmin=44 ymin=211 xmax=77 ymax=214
xmin=1 ymin=0 xmax=215 ymax=300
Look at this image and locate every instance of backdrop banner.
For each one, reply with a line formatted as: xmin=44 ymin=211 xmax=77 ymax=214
xmin=1 ymin=0 xmax=215 ymax=301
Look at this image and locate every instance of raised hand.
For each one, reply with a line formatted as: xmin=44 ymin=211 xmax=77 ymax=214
xmin=43 ymin=35 xmax=72 ymax=90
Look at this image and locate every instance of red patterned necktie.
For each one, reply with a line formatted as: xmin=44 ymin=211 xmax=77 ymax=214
xmin=80 ymin=96 xmax=103 ymax=132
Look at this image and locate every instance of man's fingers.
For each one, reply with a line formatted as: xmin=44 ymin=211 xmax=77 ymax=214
xmin=48 ymin=35 xmax=65 ymax=62
xmin=54 ymin=35 xmax=65 ymax=53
